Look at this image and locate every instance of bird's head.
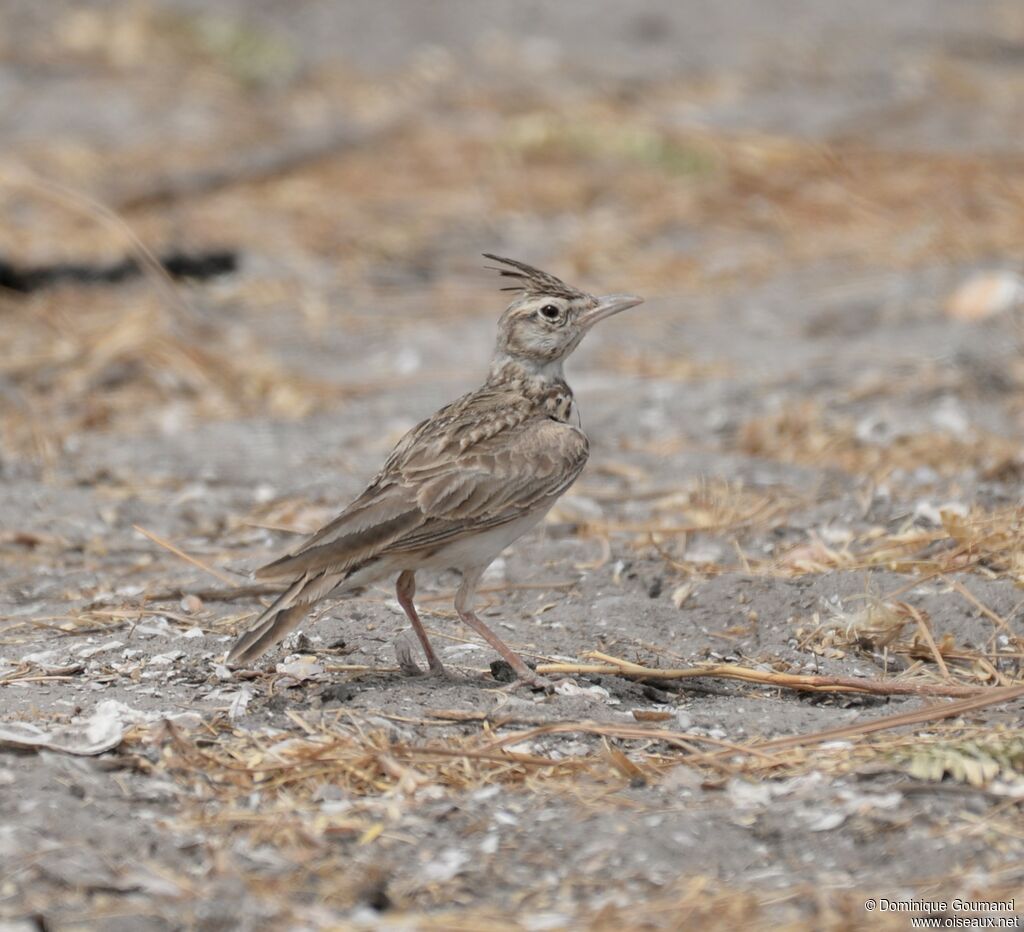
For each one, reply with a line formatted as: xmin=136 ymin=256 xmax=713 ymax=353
xmin=485 ymin=254 xmax=643 ymax=378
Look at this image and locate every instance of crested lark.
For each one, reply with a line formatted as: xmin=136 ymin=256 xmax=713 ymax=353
xmin=227 ymin=255 xmax=643 ymax=688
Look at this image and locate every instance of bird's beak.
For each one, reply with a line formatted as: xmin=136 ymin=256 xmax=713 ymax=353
xmin=579 ymin=293 xmax=644 ymax=328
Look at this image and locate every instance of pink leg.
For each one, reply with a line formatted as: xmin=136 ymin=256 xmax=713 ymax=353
xmin=455 ymin=567 xmax=551 ymax=690
xmin=396 ymin=570 xmax=446 ymax=676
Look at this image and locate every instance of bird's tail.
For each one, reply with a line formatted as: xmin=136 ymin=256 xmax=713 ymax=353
xmin=226 ymin=571 xmax=340 ymax=666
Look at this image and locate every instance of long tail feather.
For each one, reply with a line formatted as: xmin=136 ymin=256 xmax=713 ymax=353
xmin=227 ymin=601 xmax=310 ymax=666
xmin=226 ymin=571 xmax=340 ymax=665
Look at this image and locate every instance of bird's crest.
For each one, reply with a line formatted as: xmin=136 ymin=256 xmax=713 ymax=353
xmin=483 ymin=254 xmax=589 ymax=300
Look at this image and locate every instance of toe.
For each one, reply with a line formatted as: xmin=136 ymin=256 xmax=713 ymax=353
xmin=527 ymin=674 xmax=555 ymax=693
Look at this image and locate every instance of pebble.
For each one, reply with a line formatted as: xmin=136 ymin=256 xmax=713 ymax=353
xmin=77 ymin=641 xmax=124 ymax=659
xmin=946 ymin=270 xmax=1024 ymax=321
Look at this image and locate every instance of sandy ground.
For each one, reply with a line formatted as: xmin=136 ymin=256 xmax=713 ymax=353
xmin=3 ymin=2 xmax=1024 ymax=929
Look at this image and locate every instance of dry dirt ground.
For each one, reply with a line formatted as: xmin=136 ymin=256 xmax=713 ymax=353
xmin=3 ymin=2 xmax=1024 ymax=929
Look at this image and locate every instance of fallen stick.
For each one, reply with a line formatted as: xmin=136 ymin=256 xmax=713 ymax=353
xmin=754 ymin=684 xmax=1024 ymax=753
xmin=476 ymin=688 xmax=1024 ymax=771
xmin=533 ymin=651 xmax=996 ymax=698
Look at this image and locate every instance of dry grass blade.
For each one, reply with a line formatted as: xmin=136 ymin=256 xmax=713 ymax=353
xmin=142 ymin=583 xmax=281 ymax=603
xmin=901 ymin=602 xmax=951 ymax=680
xmin=479 ymin=719 xmax=781 ymax=764
xmin=943 ymin=576 xmax=1014 ymax=638
xmin=153 ymin=716 xmax=600 ymax=817
xmin=132 ymin=525 xmax=238 ymax=587
xmin=0 ymin=166 xmax=195 ymax=321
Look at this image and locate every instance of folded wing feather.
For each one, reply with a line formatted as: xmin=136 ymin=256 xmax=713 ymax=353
xmin=254 ymin=417 xmax=588 ymax=580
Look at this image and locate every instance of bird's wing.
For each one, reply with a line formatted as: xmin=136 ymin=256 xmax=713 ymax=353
xmin=254 ymin=416 xmax=588 ymax=579
xmin=392 ymin=416 xmax=589 ymax=549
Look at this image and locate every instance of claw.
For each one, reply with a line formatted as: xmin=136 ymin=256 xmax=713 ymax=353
xmin=395 ymin=639 xmax=424 ymax=677
xmin=426 ymin=659 xmax=449 ymax=677
xmin=522 ymin=672 xmax=555 ymax=693
xmin=490 ymin=658 xmax=554 ymax=692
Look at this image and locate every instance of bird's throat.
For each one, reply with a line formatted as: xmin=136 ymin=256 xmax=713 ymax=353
xmin=487 ymin=352 xmax=566 ymax=387
xmin=487 ymin=354 xmax=575 ymax=423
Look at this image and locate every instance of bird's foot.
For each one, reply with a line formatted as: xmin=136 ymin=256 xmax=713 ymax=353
xmin=496 ymin=673 xmax=556 ymax=694
xmin=489 ymin=658 xmax=554 ymax=693
xmin=518 ymin=672 xmax=556 ymax=693
xmin=396 ymin=639 xmax=451 ymax=678
xmin=396 ymin=652 xmax=421 ymax=677
xmin=425 ymin=658 xmax=450 ymax=678
xmin=396 ymin=640 xmax=425 ymax=677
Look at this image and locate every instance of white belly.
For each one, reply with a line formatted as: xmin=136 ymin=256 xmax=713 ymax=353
xmin=413 ymin=509 xmax=550 ymax=573
xmin=329 ymin=507 xmax=552 ymax=596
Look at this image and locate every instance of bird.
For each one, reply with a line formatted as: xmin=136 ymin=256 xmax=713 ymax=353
xmin=227 ymin=255 xmax=643 ymax=688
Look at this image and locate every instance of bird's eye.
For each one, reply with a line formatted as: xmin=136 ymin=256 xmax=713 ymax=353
xmin=539 ymin=304 xmax=561 ymax=321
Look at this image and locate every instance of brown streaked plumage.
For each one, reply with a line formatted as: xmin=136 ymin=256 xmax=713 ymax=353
xmin=227 ymin=255 xmax=643 ymax=687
